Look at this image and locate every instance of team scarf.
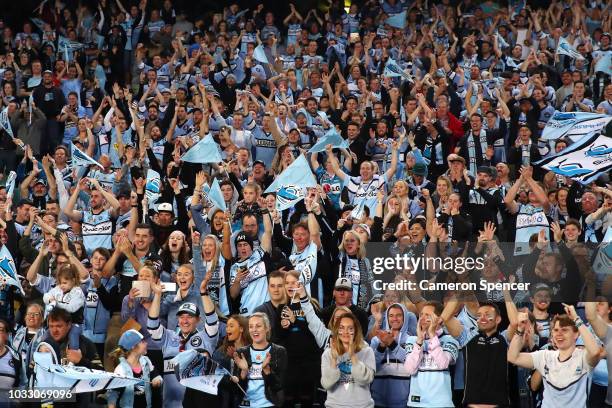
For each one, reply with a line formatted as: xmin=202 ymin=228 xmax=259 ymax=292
xmin=466 ymin=129 xmax=488 ymax=175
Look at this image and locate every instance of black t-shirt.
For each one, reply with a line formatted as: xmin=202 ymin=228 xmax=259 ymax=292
xmin=463 ymin=331 xmax=510 ymax=407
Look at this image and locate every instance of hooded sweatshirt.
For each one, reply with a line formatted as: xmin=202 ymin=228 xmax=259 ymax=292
xmin=370 ymin=303 xmax=417 ymax=408
xmin=321 ymin=341 xmax=376 ymax=408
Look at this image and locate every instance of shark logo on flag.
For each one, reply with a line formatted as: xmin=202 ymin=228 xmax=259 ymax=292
xmin=556 ymin=37 xmax=585 ymax=60
xmin=145 ymin=169 xmax=161 ymax=205
xmin=0 ymin=246 xmax=25 ymax=295
xmin=265 ymin=155 xmax=317 ymax=211
xmin=585 ymin=144 xmax=612 ymax=157
xmin=276 ymin=185 xmax=305 ymax=210
xmin=541 ymin=111 xmax=612 ymax=140
xmin=536 ymin=132 xmax=612 ymax=183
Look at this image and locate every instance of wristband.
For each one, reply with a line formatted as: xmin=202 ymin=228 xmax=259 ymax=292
xmin=260 ymin=209 xmax=269 ymax=215
xmin=515 ymin=330 xmax=525 ymax=336
xmin=416 ymin=341 xmax=423 ymax=347
xmin=200 ymin=291 xmax=209 ymax=296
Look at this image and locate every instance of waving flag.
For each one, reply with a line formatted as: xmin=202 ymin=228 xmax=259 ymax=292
xmin=30 ymin=17 xmax=46 ymax=32
xmin=0 ymin=244 xmax=24 ymax=295
xmin=593 ymin=227 xmax=612 ymax=275
xmin=265 ymin=155 xmax=317 ymax=210
xmin=383 ymin=59 xmax=413 ymax=82
xmin=385 ymin=11 xmax=406 ymax=29
xmin=536 ymin=132 xmax=612 ymax=184
xmin=556 ymin=37 xmax=585 ymax=60
xmin=180 ymin=134 xmax=222 ymax=164
xmin=202 ymin=178 xmax=227 ymax=211
xmin=28 ymin=93 xmax=34 ymax=125
xmin=5 ymin=171 xmax=16 ymax=199
xmin=173 ymin=350 xmax=243 ymax=395
xmin=33 ymin=348 xmax=141 ymax=393
xmin=71 ymin=144 xmax=104 ymax=170
xmin=0 ymin=107 xmax=13 ymax=138
xmin=253 ymin=45 xmax=269 ymax=64
xmin=350 ymin=199 xmax=366 ymax=220
xmin=541 ymin=111 xmax=612 ymax=141
xmin=145 ymin=169 xmax=161 ymax=205
xmin=308 ymin=128 xmax=349 ymax=153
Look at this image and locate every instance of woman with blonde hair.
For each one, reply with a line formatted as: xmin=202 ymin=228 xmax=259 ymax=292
xmin=337 ymin=230 xmax=373 ymax=310
xmin=321 ymin=313 xmax=375 ymax=408
xmin=192 ymin=231 xmax=230 ymax=316
xmin=433 ymin=175 xmax=452 ymax=214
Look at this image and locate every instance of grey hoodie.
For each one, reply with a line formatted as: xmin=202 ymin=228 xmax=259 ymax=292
xmin=321 ymin=342 xmax=376 ymax=408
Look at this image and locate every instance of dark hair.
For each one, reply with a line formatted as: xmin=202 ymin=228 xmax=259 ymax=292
xmin=565 ymin=218 xmax=582 ymax=231
xmin=47 ymin=307 xmax=72 ymax=323
xmin=551 ymin=314 xmax=578 ymax=333
xmin=269 ymin=270 xmax=286 ymax=280
xmin=290 ymin=221 xmax=309 ymax=236
xmin=92 ymin=247 xmax=111 ymax=259
xmin=479 ymin=302 xmax=501 ymax=316
xmin=135 ymin=223 xmax=153 ymax=234
xmin=422 ymin=300 xmax=444 ymax=316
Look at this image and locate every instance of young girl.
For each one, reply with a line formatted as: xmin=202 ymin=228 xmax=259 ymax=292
xmin=233 ymin=182 xmax=262 ymax=228
xmin=42 ymin=264 xmax=86 ymax=350
xmin=107 ymin=330 xmax=163 ymax=408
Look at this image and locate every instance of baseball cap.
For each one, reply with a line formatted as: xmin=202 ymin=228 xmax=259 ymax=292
xmin=176 ymin=302 xmax=200 ymax=317
xmin=157 ymin=202 xmax=173 ymax=213
xmin=253 ymin=160 xmax=266 ymax=168
xmin=118 ymin=329 xmax=144 ymax=351
xmin=34 ymin=178 xmax=47 ymax=187
xmin=477 ymin=166 xmax=494 ymax=177
xmin=412 ymin=163 xmax=428 ymax=176
xmin=447 ymin=153 xmax=466 ymax=164
xmin=353 ymin=223 xmax=371 ymax=238
xmin=334 ymin=277 xmax=352 ymax=291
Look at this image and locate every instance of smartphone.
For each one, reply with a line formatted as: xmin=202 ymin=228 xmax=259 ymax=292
xmin=162 ymin=282 xmax=177 ymax=292
xmin=132 ymin=280 xmax=151 ymax=298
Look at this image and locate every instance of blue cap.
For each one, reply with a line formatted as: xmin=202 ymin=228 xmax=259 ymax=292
xmin=118 ymin=329 xmax=144 ymax=351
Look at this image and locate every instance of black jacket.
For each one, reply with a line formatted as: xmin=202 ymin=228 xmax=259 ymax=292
xmin=236 ymin=343 xmax=287 ymax=407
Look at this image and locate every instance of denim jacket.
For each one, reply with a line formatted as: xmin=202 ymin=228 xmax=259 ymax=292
xmin=107 ymin=355 xmax=161 ymax=408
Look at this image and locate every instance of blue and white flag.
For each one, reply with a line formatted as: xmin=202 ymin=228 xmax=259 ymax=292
xmin=495 ymin=31 xmax=510 ymax=49
xmin=308 ymin=128 xmax=349 ymax=153
xmin=350 ymin=199 xmax=366 ymax=220
xmin=0 ymin=244 xmax=24 ymax=295
xmin=5 ymin=171 xmax=16 ymax=198
xmin=145 ymin=169 xmax=161 ymax=205
xmin=0 ymin=107 xmax=13 ymax=138
xmin=385 ymin=11 xmax=406 ymax=29
xmin=28 ymin=93 xmax=34 ymax=125
xmin=58 ymin=36 xmax=84 ymax=61
xmin=33 ymin=348 xmax=141 ymax=393
xmin=541 ymin=111 xmax=612 ymax=141
xmin=71 ymin=143 xmax=103 ymax=170
xmin=556 ymin=37 xmax=585 ymax=60
xmin=265 ymin=155 xmax=317 ymax=210
xmin=30 ymin=18 xmax=46 ymax=32
xmin=173 ymin=349 xmax=242 ymax=395
xmin=253 ymin=45 xmax=269 ymax=64
xmin=383 ymin=58 xmax=413 ymax=82
xmin=536 ymin=132 xmax=612 ymax=184
xmin=202 ymin=178 xmax=227 ymax=211
xmin=180 ymin=134 xmax=222 ymax=164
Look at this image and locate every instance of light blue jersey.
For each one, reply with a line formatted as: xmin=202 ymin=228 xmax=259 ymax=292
xmin=346 ymin=174 xmax=387 ymax=216
xmin=229 ymin=248 xmax=270 ymax=315
xmin=240 ymin=345 xmax=273 ymax=408
xmin=81 ymin=209 xmax=114 ymax=255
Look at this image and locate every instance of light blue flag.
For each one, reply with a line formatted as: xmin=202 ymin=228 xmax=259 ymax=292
xmin=556 ymin=37 xmax=584 ymax=60
xmin=174 ymin=349 xmax=244 ymax=395
xmin=71 ymin=143 xmax=104 ymax=169
xmin=5 ymin=171 xmax=16 ymax=198
xmin=265 ymin=155 xmax=317 ymax=210
xmin=541 ymin=111 xmax=612 ymax=141
xmin=593 ymin=226 xmax=612 ymax=275
xmin=181 ymin=134 xmax=222 ymax=164
xmin=202 ymin=178 xmax=227 ymax=211
xmin=385 ymin=11 xmax=406 ymax=29
xmin=308 ymin=128 xmax=349 ymax=153
xmin=536 ymin=132 xmax=612 ymax=184
xmin=383 ymin=58 xmax=413 ymax=82
xmin=495 ymin=31 xmax=510 ymax=49
xmin=58 ymin=36 xmax=84 ymax=60
xmin=0 ymin=107 xmax=13 ymax=138
xmin=145 ymin=169 xmax=161 ymax=205
xmin=253 ymin=45 xmax=269 ymax=64
xmin=30 ymin=18 xmax=46 ymax=32
xmin=0 ymin=244 xmax=25 ymax=295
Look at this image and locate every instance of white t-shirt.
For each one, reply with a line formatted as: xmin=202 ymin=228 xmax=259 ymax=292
xmin=531 ymin=347 xmax=593 ymax=408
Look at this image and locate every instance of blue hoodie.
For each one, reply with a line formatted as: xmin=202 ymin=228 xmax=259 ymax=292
xmin=370 ymin=303 xmax=417 ymax=408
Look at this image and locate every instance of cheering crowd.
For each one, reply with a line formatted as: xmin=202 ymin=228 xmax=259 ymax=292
xmin=0 ymin=0 xmax=610 ymax=407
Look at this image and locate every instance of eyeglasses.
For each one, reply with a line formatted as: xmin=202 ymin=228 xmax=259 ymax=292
xmin=26 ymin=312 xmax=42 ymax=317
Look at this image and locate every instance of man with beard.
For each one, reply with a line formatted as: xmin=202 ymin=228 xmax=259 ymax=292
xmin=32 ymin=70 xmax=66 ymax=155
xmin=64 ymin=177 xmax=120 ymax=255
xmin=468 ymin=166 xmax=502 ymax=238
